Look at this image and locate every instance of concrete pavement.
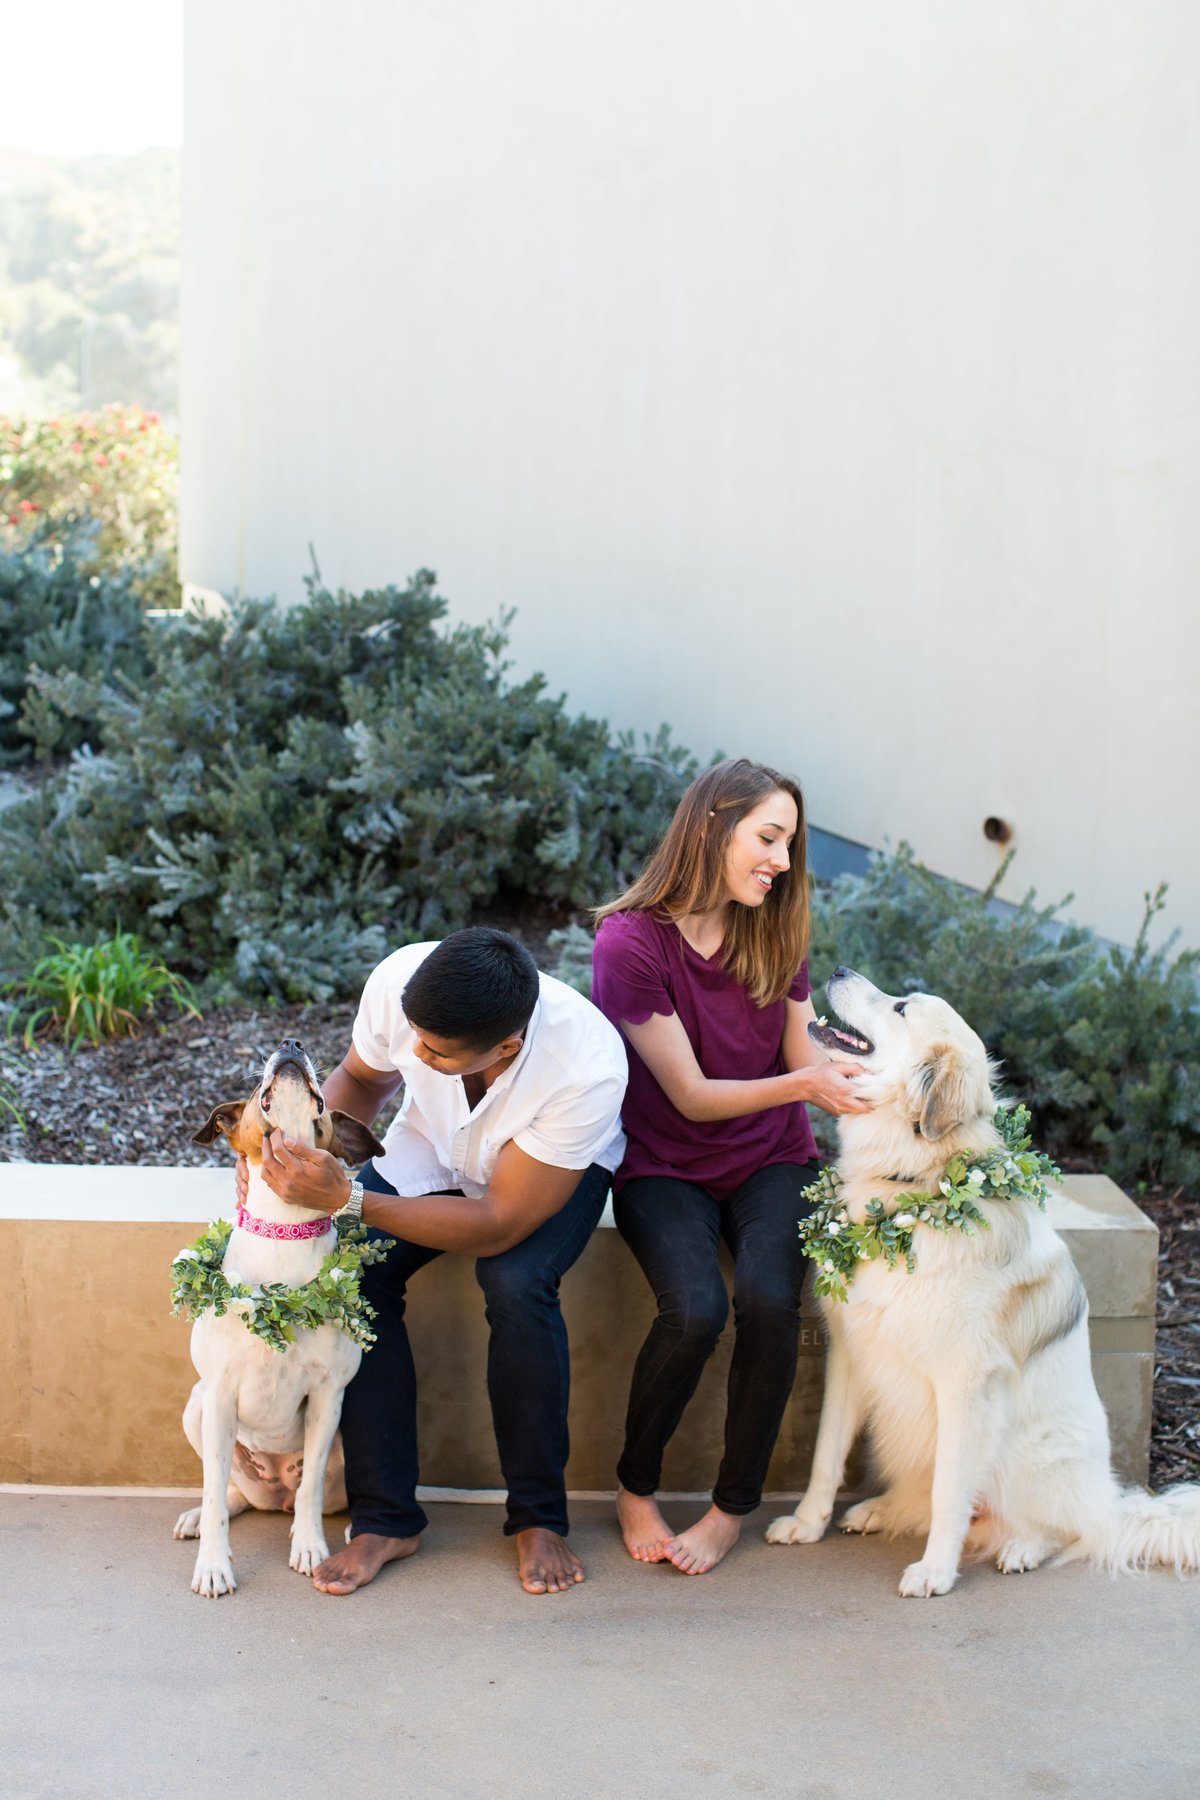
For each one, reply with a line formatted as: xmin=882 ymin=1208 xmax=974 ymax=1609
xmin=3 ymin=1494 xmax=1198 ymax=1799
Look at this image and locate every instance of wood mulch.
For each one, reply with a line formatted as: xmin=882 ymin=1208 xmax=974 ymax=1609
xmin=1 ymin=1005 xmax=1196 ymax=1491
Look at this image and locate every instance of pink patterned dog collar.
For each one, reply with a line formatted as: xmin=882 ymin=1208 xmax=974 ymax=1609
xmin=235 ymin=1204 xmax=334 ymax=1242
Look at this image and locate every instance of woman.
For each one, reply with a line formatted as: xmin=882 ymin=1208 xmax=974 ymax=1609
xmin=591 ymin=757 xmax=870 ymax=1574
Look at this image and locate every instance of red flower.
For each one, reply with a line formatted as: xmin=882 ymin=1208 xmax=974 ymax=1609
xmin=95 ymin=453 xmax=109 ymax=466
xmin=18 ymin=498 xmax=38 ymax=513
xmin=70 ymin=441 xmax=83 ymax=453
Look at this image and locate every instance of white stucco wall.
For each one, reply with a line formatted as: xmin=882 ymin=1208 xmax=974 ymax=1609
xmin=181 ymin=1 xmax=1200 ymax=947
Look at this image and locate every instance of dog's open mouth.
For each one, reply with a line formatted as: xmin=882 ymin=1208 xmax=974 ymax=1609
xmin=259 ymin=1041 xmax=325 ymax=1115
xmin=807 ymin=1015 xmax=875 ymax=1058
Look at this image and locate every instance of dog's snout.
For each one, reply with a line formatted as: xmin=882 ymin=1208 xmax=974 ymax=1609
xmin=278 ymin=1038 xmax=303 ymax=1057
xmin=831 ymin=966 xmax=850 ymax=981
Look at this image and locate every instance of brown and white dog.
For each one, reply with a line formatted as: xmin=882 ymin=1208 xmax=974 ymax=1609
xmin=174 ymin=1039 xmax=383 ymax=1597
xmin=767 ymin=969 xmax=1200 ymax=1595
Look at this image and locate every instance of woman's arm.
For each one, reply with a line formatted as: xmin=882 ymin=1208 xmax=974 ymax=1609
xmin=621 ymin=1007 xmax=870 ymax=1122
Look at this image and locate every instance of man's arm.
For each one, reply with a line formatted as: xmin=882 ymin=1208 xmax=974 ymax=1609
xmin=323 ymin=1044 xmax=405 ymax=1124
xmin=260 ymin=1132 xmax=589 ymax=1257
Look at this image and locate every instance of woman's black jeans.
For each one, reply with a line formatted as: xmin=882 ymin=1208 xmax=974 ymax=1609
xmin=614 ymin=1160 xmax=819 ymax=1517
xmin=340 ymin=1158 xmax=610 ymax=1542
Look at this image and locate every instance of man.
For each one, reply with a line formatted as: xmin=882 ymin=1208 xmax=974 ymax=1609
xmin=249 ymin=926 xmax=627 ymax=1597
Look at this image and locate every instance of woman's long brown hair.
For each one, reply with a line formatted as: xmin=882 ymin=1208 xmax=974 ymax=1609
xmin=593 ymin=758 xmax=810 ymax=1006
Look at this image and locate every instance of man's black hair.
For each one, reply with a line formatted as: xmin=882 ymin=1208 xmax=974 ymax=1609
xmin=401 ymin=927 xmax=540 ymax=1050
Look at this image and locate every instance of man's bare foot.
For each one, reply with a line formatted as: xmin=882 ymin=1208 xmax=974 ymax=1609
xmin=616 ymin=1487 xmax=674 ymax=1563
xmin=515 ymin=1527 xmax=584 ymax=1594
xmin=665 ymin=1505 xmax=742 ymax=1575
xmin=312 ymin=1531 xmax=420 ymax=1595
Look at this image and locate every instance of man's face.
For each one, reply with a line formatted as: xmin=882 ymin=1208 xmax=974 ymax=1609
xmin=410 ymin=1026 xmax=521 ymax=1078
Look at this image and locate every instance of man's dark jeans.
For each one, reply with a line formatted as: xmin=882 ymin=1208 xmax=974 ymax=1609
xmin=340 ymin=1159 xmax=610 ymax=1541
xmin=614 ymin=1160 xmax=819 ymax=1516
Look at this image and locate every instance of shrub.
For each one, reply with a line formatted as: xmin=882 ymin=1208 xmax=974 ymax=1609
xmin=0 ymin=532 xmax=153 ymax=764
xmin=0 ymin=406 xmax=179 ymax=608
xmin=0 ymin=571 xmax=696 ymax=1003
xmin=4 ymin=929 xmax=200 ymax=1050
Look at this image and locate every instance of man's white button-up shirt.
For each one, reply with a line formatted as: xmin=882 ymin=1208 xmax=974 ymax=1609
xmin=351 ymin=942 xmax=628 ymax=1200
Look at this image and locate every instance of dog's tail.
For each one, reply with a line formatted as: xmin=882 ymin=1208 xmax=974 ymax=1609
xmin=1059 ymin=1483 xmax=1200 ymax=1576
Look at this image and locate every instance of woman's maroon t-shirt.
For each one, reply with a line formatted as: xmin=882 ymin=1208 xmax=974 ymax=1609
xmin=591 ymin=910 xmax=818 ymax=1200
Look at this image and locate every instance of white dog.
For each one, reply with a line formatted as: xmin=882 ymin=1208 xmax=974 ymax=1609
xmin=767 ymin=968 xmax=1200 ymax=1596
xmin=173 ymin=1039 xmax=383 ymax=1597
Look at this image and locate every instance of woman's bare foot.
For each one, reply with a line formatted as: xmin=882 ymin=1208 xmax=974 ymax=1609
xmin=312 ymin=1531 xmax=420 ymax=1595
xmin=665 ymin=1505 xmax=742 ymax=1575
xmin=616 ymin=1487 xmax=674 ymax=1563
xmin=516 ymin=1527 xmax=584 ymax=1594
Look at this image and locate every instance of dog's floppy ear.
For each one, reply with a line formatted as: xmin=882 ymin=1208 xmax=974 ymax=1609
xmin=910 ymin=1043 xmax=985 ymax=1142
xmin=327 ymin=1111 xmax=387 ymax=1165
xmin=192 ymin=1099 xmax=249 ymax=1147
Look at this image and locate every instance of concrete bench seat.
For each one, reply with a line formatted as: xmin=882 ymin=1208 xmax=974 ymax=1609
xmin=0 ymin=1165 xmax=1157 ymax=1492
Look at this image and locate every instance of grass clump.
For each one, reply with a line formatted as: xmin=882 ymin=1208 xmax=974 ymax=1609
xmin=5 ymin=928 xmax=200 ymax=1050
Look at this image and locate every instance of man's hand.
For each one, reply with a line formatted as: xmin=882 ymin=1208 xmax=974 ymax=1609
xmin=259 ymin=1131 xmax=353 ymax=1213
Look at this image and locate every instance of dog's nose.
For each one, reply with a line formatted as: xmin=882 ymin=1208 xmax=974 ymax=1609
xmin=831 ymin=966 xmax=849 ymax=981
xmin=277 ymin=1037 xmax=304 ymax=1057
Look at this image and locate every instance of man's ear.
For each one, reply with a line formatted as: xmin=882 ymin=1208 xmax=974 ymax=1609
xmin=328 ymin=1111 xmax=387 ymax=1166
xmin=192 ymin=1099 xmax=249 ymax=1147
xmin=910 ymin=1044 xmax=977 ymax=1142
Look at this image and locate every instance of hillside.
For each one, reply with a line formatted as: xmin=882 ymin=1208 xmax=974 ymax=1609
xmin=0 ymin=146 xmax=179 ymax=421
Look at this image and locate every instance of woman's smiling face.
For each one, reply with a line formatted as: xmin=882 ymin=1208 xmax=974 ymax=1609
xmin=721 ymin=790 xmax=798 ymax=909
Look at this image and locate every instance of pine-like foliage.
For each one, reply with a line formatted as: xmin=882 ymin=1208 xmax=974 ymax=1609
xmin=0 ymin=570 xmax=695 ymax=1003
xmin=0 ymin=531 xmax=152 ymax=764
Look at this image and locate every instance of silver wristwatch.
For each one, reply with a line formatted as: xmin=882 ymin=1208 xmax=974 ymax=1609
xmin=336 ymin=1177 xmax=365 ymax=1225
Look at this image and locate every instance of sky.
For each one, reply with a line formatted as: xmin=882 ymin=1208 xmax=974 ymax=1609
xmin=0 ymin=1 xmax=183 ymax=156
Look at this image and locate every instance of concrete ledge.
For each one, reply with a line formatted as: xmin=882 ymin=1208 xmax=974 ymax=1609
xmin=0 ymin=1165 xmax=1157 ymax=1489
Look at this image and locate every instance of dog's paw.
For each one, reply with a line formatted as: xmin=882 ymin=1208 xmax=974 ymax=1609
xmin=191 ymin=1552 xmax=237 ymax=1598
xmin=840 ymin=1497 xmax=889 ymax=1535
xmin=995 ymin=1537 xmax=1050 ymax=1575
xmin=765 ymin=1512 xmax=827 ymax=1545
xmin=289 ymin=1538 xmax=330 ymax=1577
xmin=897 ymin=1558 xmax=958 ymax=1598
xmin=173 ymin=1506 xmax=202 ymax=1540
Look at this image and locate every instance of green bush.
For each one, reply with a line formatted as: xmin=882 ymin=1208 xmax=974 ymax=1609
xmin=0 ymin=571 xmax=696 ymax=1003
xmin=0 ymin=532 xmax=153 ymax=764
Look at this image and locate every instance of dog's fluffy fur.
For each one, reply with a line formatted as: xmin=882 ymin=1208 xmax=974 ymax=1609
xmin=173 ymin=1041 xmax=383 ymax=1597
xmin=767 ymin=969 xmax=1200 ymax=1596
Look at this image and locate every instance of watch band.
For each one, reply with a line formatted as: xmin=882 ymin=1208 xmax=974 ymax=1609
xmin=336 ymin=1177 xmax=365 ymax=1225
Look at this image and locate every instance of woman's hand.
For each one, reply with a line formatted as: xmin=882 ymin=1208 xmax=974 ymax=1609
xmin=797 ymin=1063 xmax=874 ymax=1115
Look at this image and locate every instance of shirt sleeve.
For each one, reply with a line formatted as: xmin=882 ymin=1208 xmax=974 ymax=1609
xmin=592 ymin=915 xmax=675 ymax=1027
xmin=788 ymin=959 xmax=811 ymax=1004
xmin=513 ymin=1071 xmax=628 ymax=1171
xmin=351 ymin=956 xmax=401 ymax=1070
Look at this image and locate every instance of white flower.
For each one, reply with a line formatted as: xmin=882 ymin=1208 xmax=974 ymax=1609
xmin=175 ymin=1247 xmax=201 ymax=1262
xmin=939 ymin=1179 xmax=951 ymax=1195
xmin=822 ymin=1259 xmax=835 ymax=1272
xmin=230 ymin=1298 xmax=255 ymax=1317
xmin=894 ymin=1213 xmax=915 ymax=1228
xmin=826 ymin=1222 xmax=841 ymax=1236
xmin=327 ymin=1267 xmax=347 ymax=1283
xmin=967 ymin=1167 xmax=985 ymax=1186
